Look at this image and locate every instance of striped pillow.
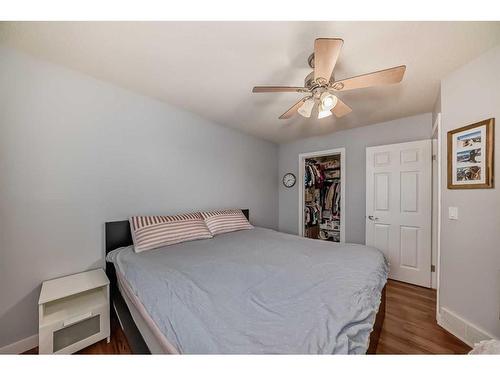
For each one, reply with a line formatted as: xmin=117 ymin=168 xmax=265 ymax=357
xmin=129 ymin=212 xmax=212 ymax=253
xmin=201 ymin=209 xmax=254 ymax=236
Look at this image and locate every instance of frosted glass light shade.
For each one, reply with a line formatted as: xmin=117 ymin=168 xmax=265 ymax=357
xmin=320 ymin=92 xmax=338 ymax=111
xmin=318 ymin=109 xmax=333 ymax=119
xmin=298 ymin=98 xmax=315 ymax=118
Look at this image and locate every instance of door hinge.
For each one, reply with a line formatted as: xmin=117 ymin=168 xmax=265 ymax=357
xmin=432 ymin=155 xmax=437 ymax=161
xmin=431 ymin=265 xmax=436 ymax=272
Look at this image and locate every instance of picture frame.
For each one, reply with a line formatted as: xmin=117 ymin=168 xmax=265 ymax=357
xmin=447 ymin=118 xmax=494 ymax=189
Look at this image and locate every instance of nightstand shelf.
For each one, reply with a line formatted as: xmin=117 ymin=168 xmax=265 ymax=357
xmin=38 ymin=269 xmax=110 ymax=354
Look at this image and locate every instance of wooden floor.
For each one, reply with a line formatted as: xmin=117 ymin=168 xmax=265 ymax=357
xmin=376 ymin=280 xmax=470 ymax=354
xmin=24 ymin=279 xmax=470 ymax=355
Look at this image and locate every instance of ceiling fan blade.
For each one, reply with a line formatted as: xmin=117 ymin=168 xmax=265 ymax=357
xmin=313 ymin=38 xmax=344 ymax=83
xmin=279 ymin=98 xmax=308 ymax=119
xmin=331 ymin=65 xmax=406 ymax=91
xmin=252 ymin=86 xmax=307 ymax=93
xmin=332 ymin=98 xmax=352 ymax=118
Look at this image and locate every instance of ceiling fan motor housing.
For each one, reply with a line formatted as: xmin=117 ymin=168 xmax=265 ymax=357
xmin=304 ymin=70 xmax=335 ymax=90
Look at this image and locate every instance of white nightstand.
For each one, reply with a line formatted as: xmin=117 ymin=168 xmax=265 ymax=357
xmin=38 ymin=268 xmax=110 ymax=354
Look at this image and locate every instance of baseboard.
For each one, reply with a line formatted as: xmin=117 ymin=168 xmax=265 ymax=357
xmin=0 ymin=334 xmax=38 ymax=354
xmin=437 ymin=307 xmax=496 ymax=348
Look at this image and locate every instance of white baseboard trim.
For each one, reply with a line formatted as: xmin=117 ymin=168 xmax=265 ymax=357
xmin=437 ymin=307 xmax=497 ymax=348
xmin=0 ymin=334 xmax=38 ymax=354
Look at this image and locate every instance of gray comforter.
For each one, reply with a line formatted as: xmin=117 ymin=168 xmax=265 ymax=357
xmin=107 ymin=227 xmax=388 ymax=354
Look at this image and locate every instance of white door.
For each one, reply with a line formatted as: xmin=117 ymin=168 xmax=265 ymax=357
xmin=366 ymin=140 xmax=432 ymax=287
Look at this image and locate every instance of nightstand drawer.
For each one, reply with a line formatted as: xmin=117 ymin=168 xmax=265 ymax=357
xmin=39 ymin=304 xmax=109 ymax=354
xmin=54 ymin=314 xmax=101 ymax=352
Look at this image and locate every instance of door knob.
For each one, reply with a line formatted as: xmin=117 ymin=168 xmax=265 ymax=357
xmin=368 ymin=215 xmax=379 ymax=221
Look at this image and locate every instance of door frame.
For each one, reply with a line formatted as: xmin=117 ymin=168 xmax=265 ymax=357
xmin=432 ymin=113 xmax=442 ymax=312
xmin=298 ymin=147 xmax=346 ymax=242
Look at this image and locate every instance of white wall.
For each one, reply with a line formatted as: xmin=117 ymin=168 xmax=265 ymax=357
xmin=439 ymin=44 xmax=500 ymax=341
xmin=0 ymin=46 xmax=279 ymax=349
xmin=278 ymin=113 xmax=432 ymax=244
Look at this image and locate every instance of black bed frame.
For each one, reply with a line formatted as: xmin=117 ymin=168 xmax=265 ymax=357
xmin=104 ymin=208 xmax=384 ymax=354
xmin=104 ymin=209 xmax=250 ymax=354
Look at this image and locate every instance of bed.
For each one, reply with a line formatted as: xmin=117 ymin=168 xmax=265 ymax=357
xmin=105 ymin=209 xmax=387 ymax=354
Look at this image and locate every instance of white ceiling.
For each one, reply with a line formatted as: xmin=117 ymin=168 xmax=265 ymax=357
xmin=1 ymin=21 xmax=500 ymax=143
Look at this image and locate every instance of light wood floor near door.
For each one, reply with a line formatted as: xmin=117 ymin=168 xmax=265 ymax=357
xmin=24 ymin=280 xmax=470 ymax=354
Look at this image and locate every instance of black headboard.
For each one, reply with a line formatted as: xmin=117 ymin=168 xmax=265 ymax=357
xmin=105 ymin=209 xmax=249 ymax=254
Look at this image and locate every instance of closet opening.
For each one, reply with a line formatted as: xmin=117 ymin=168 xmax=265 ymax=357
xmin=298 ymin=148 xmax=345 ymax=243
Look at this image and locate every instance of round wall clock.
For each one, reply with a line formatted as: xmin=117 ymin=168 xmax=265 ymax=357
xmin=282 ymin=173 xmax=296 ymax=188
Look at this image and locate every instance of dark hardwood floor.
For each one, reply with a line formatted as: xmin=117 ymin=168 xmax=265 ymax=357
xmin=24 ymin=279 xmax=470 ymax=355
xmin=376 ymin=280 xmax=470 ymax=354
xmin=77 ymin=316 xmax=132 ymax=354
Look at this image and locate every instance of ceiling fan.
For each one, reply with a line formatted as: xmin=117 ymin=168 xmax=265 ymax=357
xmin=252 ymin=38 xmax=406 ymax=120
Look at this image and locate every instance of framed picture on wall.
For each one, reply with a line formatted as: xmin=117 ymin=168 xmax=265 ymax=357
xmin=447 ymin=118 xmax=494 ymax=189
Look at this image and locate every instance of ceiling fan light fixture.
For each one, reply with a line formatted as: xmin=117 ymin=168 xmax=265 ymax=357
xmin=320 ymin=92 xmax=338 ymax=111
xmin=318 ymin=109 xmax=333 ymax=119
xmin=297 ymin=98 xmax=315 ymax=118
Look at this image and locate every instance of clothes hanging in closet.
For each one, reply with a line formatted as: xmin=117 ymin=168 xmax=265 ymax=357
xmin=320 ymin=179 xmax=341 ymax=218
xmin=304 ymin=156 xmax=341 ymax=242
xmin=304 ymin=203 xmax=322 ymax=226
xmin=304 ymin=162 xmax=325 ymax=188
xmin=332 ymin=181 xmax=341 ymax=217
